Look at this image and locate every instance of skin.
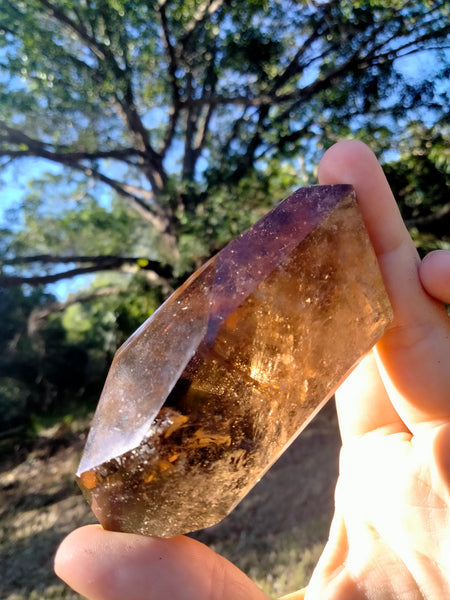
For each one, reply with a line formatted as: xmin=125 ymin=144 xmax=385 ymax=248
xmin=55 ymin=141 xmax=450 ymax=600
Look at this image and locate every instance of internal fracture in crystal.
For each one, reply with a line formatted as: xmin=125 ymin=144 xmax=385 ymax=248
xmin=77 ymin=184 xmax=393 ymax=537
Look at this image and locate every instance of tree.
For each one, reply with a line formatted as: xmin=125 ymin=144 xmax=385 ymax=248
xmin=0 ymin=285 xmax=91 ymax=429
xmin=384 ymin=120 xmax=450 ymax=254
xmin=1 ymin=0 xmax=449 ymax=296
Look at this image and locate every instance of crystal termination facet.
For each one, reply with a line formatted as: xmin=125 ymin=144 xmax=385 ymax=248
xmin=77 ymin=185 xmax=393 ymax=537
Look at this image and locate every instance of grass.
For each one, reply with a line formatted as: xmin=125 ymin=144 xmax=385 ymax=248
xmin=1 ymin=402 xmax=341 ymax=599
xmin=213 ymin=522 xmax=329 ymax=596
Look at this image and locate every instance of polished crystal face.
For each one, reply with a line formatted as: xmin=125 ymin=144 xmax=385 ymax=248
xmin=77 ymin=185 xmax=393 ymax=537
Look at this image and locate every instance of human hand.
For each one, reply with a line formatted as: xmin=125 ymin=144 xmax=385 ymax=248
xmin=301 ymin=141 xmax=450 ymax=599
xmin=54 ymin=141 xmax=450 ymax=600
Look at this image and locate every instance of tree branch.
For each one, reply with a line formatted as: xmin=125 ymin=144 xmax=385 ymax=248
xmin=230 ymin=105 xmax=270 ymax=181
xmin=267 ymin=25 xmax=327 ymax=96
xmin=193 ymin=102 xmax=214 ymax=157
xmin=77 ymin=164 xmax=167 ymax=227
xmin=34 ymin=0 xmax=168 ymax=197
xmin=0 ymin=121 xmax=171 ymax=228
xmin=1 ymin=255 xmax=174 ymax=287
xmin=178 ymin=13 xmax=449 ymax=115
xmin=70 ymin=4 xmax=93 ymax=38
xmin=2 ymin=254 xmax=145 ymax=266
xmin=0 ymin=146 xmax=143 ymax=166
xmin=192 ymin=43 xmax=218 ymax=158
xmin=180 ymin=32 xmax=220 ymax=181
xmin=182 ymin=72 xmax=197 ymax=180
xmin=158 ymin=2 xmax=182 ymax=157
xmin=405 ymin=202 xmax=450 ymax=228
xmin=271 ymin=43 xmax=381 ymax=124
xmin=255 ymin=115 xmax=317 ymax=161
xmin=35 ymin=0 xmax=113 ymax=64
xmin=221 ymin=106 xmax=251 ymax=158
xmin=28 ymin=286 xmax=123 ymax=333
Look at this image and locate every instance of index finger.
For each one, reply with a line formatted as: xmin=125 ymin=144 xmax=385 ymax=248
xmin=318 ymin=140 xmax=450 ymax=434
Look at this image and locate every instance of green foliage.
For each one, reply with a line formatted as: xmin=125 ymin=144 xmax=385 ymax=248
xmin=0 ymin=286 xmax=52 ymax=429
xmin=0 ymin=377 xmax=30 ymax=430
xmin=178 ymin=157 xmax=301 ymax=269
xmin=0 ymin=275 xmax=163 ymax=431
xmin=385 ymin=121 xmax=450 ymax=253
xmin=62 ymin=276 xmax=162 ymax=351
xmin=0 ymin=0 xmax=449 ymax=431
xmin=22 ymin=194 xmax=144 ymax=256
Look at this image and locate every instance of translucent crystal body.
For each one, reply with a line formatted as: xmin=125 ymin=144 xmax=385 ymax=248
xmin=77 ymin=185 xmax=393 ymax=537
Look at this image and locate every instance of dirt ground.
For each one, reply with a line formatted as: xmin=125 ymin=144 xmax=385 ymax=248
xmin=0 ymin=401 xmax=341 ymax=599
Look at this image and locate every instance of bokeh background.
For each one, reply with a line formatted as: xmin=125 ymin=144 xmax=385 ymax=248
xmin=1 ymin=1 xmax=449 ymax=598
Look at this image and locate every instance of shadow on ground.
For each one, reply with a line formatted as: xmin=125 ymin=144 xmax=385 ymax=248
xmin=0 ymin=401 xmax=340 ymax=599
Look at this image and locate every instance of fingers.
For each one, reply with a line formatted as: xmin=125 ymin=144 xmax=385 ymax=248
xmin=54 ymin=525 xmax=269 ymax=600
xmin=318 ymin=141 xmax=450 ymax=434
xmin=318 ymin=140 xmax=428 ymax=331
xmin=420 ymin=250 xmax=450 ymax=304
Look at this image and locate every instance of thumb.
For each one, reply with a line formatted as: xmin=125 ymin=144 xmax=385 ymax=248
xmin=55 ymin=525 xmax=270 ymax=600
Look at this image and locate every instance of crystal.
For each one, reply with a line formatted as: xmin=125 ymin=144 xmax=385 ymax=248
xmin=77 ymin=184 xmax=392 ymax=537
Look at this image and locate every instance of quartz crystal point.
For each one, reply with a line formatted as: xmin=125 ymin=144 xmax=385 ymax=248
xmin=77 ymin=184 xmax=393 ymax=537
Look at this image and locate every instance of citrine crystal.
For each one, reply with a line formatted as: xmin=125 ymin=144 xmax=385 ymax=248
xmin=77 ymin=184 xmax=392 ymax=537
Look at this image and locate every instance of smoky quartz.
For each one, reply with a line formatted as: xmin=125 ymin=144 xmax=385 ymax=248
xmin=77 ymin=184 xmax=393 ymax=537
